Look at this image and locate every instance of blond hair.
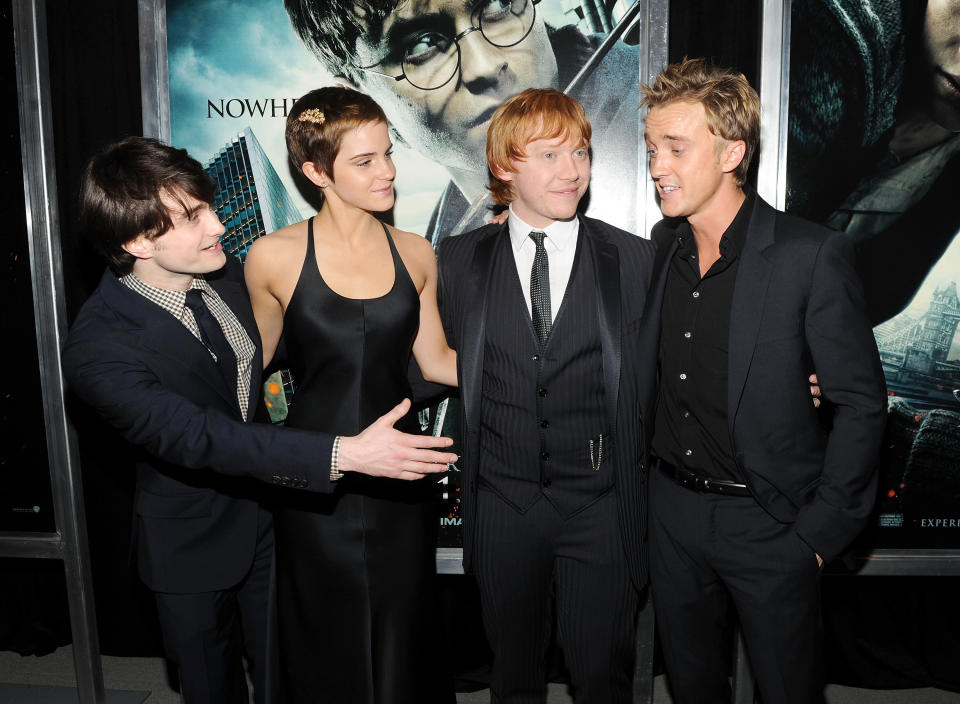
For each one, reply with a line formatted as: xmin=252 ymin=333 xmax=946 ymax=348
xmin=641 ymin=58 xmax=760 ymax=186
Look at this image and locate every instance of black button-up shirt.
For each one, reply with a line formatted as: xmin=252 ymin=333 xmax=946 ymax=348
xmin=652 ymin=191 xmax=755 ymax=482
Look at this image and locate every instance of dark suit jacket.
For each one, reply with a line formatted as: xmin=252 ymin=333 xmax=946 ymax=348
xmin=62 ymin=257 xmax=333 ymax=593
xmin=643 ymin=196 xmax=887 ymax=562
xmin=437 ymin=216 xmax=656 ymax=588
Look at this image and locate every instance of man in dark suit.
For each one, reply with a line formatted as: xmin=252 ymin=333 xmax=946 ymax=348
xmin=61 ymin=137 xmax=456 ymax=704
xmin=436 ymin=89 xmax=655 ymax=703
xmin=640 ymin=59 xmax=887 ymax=703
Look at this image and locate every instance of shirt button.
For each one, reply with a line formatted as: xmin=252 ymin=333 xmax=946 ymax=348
xmin=679 ymin=373 xmax=687 ymax=380
xmin=532 ymin=354 xmax=539 ymax=361
xmin=540 ymin=451 xmax=550 ymax=460
xmin=684 ymin=449 xmax=693 ymax=456
xmin=692 ymin=291 xmax=700 ymax=299
xmin=538 ymin=387 xmax=548 ymax=397
xmin=684 ymin=331 xmax=692 ymax=339
xmin=682 ymin=411 xmax=691 ymax=419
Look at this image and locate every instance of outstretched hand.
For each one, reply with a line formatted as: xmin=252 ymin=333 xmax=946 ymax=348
xmin=338 ymin=398 xmax=457 ymax=480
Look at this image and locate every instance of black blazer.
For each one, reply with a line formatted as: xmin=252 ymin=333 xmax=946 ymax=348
xmin=437 ymin=216 xmax=656 ymax=588
xmin=644 ymin=197 xmax=887 ymax=562
xmin=62 ymin=257 xmax=334 ymax=593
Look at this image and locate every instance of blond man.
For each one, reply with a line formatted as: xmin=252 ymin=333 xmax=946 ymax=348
xmin=641 ymin=59 xmax=886 ymax=704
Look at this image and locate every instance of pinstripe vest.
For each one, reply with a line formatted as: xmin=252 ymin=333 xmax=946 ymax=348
xmin=478 ymin=231 xmax=614 ymax=516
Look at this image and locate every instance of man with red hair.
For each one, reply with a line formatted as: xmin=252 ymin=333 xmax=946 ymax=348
xmin=436 ymin=88 xmax=655 ymax=703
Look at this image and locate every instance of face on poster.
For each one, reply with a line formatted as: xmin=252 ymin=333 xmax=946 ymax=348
xmin=787 ymin=0 xmax=960 ymax=547
xmin=167 ymin=0 xmax=642 ymax=242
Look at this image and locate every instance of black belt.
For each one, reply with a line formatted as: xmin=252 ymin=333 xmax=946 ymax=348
xmin=657 ymin=459 xmax=752 ymax=497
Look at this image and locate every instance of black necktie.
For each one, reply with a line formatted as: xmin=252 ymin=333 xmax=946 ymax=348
xmin=529 ymin=231 xmax=552 ymax=345
xmin=184 ymin=288 xmax=236 ymax=396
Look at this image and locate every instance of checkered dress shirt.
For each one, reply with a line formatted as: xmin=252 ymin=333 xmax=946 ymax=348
xmin=120 ymin=274 xmax=256 ymax=421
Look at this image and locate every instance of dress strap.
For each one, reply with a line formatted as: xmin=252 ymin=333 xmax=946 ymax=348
xmin=305 ymin=216 xmax=317 ymax=264
xmin=378 ymin=220 xmax=417 ymax=295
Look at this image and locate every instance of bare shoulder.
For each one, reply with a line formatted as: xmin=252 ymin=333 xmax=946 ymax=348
xmin=388 ymin=225 xmax=436 ymax=268
xmin=387 ymin=225 xmax=435 ymax=289
xmin=245 ymin=219 xmax=311 ymax=275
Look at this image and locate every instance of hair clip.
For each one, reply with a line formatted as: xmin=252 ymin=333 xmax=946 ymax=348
xmin=298 ymin=108 xmax=326 ymax=125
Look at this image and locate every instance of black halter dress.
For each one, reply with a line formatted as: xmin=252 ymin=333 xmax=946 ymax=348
xmin=272 ymin=218 xmax=440 ymax=703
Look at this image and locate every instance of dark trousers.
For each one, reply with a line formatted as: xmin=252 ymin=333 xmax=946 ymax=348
xmin=154 ymin=509 xmax=273 ymax=704
xmin=473 ymin=487 xmax=638 ymax=704
xmin=649 ymin=467 xmax=825 ymax=704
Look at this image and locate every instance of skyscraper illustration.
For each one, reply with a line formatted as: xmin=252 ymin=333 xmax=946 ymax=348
xmin=205 ymin=127 xmax=303 ymax=261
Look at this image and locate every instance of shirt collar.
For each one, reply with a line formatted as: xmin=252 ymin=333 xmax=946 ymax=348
xmin=507 ymin=204 xmax=579 ymax=255
xmin=120 ymin=273 xmax=212 ymax=318
xmin=674 ymin=188 xmax=755 ymax=261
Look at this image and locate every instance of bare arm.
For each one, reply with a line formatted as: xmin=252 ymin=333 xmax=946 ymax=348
xmin=408 ymin=236 xmax=458 ymax=387
xmin=243 ymin=238 xmax=286 ymax=368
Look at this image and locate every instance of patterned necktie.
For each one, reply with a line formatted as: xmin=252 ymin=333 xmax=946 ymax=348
xmin=529 ymin=231 xmax=552 ymax=345
xmin=184 ymin=288 xmax=236 ymax=396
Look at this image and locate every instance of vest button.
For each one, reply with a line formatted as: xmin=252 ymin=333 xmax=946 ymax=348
xmin=538 ymin=387 xmax=548 ymax=397
xmin=540 ymin=419 xmax=549 ymax=428
xmin=540 ymin=451 xmax=550 ymax=460
xmin=542 ymin=479 xmax=552 ymax=488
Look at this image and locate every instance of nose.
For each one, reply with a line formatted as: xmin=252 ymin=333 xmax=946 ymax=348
xmin=379 ymin=156 xmax=396 ymax=181
xmin=457 ymin=29 xmax=509 ymax=91
xmin=648 ymin=152 xmax=666 ymax=180
xmin=557 ymin=153 xmax=581 ymax=181
xmin=205 ymin=206 xmax=225 ymax=235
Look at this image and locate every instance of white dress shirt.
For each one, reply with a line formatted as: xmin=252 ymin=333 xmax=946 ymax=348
xmin=507 ymin=205 xmax=579 ymax=322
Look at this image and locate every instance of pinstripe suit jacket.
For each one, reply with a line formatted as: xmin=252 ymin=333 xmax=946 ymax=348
xmin=437 ymin=216 xmax=656 ymax=588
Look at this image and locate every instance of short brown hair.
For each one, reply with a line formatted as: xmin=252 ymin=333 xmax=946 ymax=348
xmin=486 ymin=89 xmax=592 ymax=205
xmin=285 ymin=86 xmax=388 ymax=181
xmin=641 ymin=58 xmax=760 ymax=186
xmin=78 ymin=137 xmax=216 ymax=275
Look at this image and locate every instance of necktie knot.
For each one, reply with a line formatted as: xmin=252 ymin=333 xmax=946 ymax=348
xmin=529 ymin=231 xmax=546 ymax=247
xmin=184 ymin=288 xmax=206 ymax=313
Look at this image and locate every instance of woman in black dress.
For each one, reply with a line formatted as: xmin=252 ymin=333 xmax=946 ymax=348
xmin=244 ymin=87 xmax=457 ymax=703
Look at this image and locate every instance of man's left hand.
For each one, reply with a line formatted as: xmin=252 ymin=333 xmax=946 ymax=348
xmin=809 ymin=373 xmax=821 ymax=408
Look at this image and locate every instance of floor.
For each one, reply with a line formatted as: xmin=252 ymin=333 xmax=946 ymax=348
xmin=0 ymin=646 xmax=958 ymax=703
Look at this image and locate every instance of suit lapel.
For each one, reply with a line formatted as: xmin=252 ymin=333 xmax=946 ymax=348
xmin=461 ymin=225 xmax=502 ymax=430
xmin=101 ymin=270 xmax=246 ymax=415
xmin=727 ymin=197 xmax=777 ymax=427
xmin=582 ymin=220 xmax=621 ymax=432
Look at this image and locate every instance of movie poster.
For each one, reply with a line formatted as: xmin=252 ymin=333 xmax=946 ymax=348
xmin=165 ymin=0 xmax=643 ymax=548
xmin=788 ymin=0 xmax=960 ymax=549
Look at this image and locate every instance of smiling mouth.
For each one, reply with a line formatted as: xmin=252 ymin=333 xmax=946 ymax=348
xmin=660 ymin=185 xmax=679 ymax=194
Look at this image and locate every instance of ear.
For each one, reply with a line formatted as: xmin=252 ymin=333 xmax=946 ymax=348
xmin=302 ymin=161 xmax=332 ymax=189
xmin=121 ymin=235 xmax=154 ymax=261
xmin=492 ymin=164 xmax=515 ymax=183
xmin=721 ymin=139 xmax=746 ymax=175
